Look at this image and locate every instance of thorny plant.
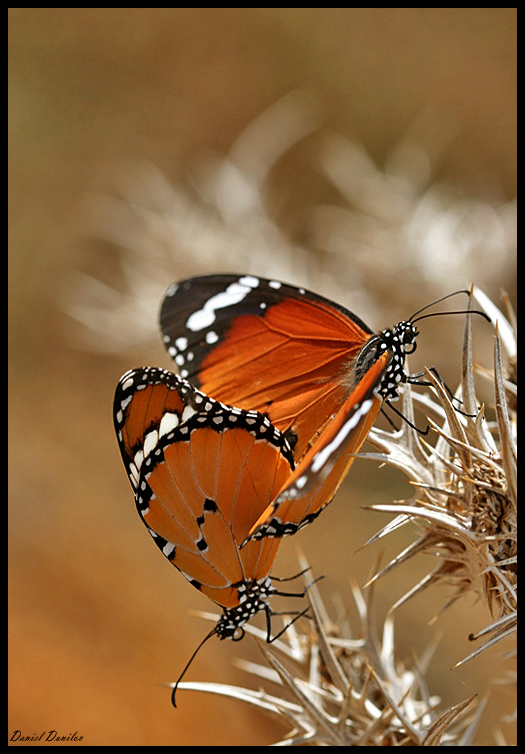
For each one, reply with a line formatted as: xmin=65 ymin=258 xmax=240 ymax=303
xmin=172 ymin=290 xmax=516 ymax=746
xmin=176 ymin=578 xmax=484 ymax=746
xmin=363 ymin=288 xmax=517 ymax=665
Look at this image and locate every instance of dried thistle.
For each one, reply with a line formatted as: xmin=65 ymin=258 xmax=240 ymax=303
xmin=175 ymin=575 xmax=483 ymax=745
xmin=362 ymin=289 xmax=517 ymax=664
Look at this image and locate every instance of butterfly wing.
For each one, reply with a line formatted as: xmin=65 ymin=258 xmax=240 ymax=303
xmin=114 ymin=367 xmax=295 ymax=609
xmin=160 ymin=275 xmax=375 ymax=460
xmin=245 ymin=352 xmax=390 ymax=542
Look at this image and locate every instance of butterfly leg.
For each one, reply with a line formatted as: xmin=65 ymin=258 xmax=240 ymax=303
xmin=270 ymin=566 xmax=312 ymax=583
xmin=263 ymin=573 xmax=325 ymax=642
xmin=263 ymin=603 xmax=312 ymax=643
xmin=271 ymin=573 xmax=325 ymax=598
xmin=382 ymin=400 xmax=431 ymax=435
xmin=406 ymin=366 xmax=477 ymax=418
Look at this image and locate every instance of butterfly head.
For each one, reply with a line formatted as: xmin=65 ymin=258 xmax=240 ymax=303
xmin=376 ymin=320 xmax=419 ymax=401
xmin=214 ymin=577 xmax=274 ymax=640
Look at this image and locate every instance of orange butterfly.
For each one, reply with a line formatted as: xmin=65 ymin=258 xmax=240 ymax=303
xmin=159 ymin=274 xmax=425 ymax=463
xmin=113 ymin=362 xmax=387 ymax=703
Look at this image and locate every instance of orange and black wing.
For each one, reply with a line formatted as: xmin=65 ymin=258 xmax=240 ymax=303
xmin=244 ymin=352 xmax=390 ymax=542
xmin=114 ymin=367 xmax=295 ymax=610
xmin=159 ymin=275 xmax=376 ymax=460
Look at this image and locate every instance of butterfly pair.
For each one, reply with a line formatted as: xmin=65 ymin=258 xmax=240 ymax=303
xmin=114 ymin=274 xmax=472 ymax=703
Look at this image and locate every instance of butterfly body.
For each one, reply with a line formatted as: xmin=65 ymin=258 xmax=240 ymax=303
xmin=214 ymin=577 xmax=275 ymax=640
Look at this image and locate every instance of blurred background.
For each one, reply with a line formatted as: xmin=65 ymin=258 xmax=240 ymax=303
xmin=9 ymin=8 xmax=516 ymax=746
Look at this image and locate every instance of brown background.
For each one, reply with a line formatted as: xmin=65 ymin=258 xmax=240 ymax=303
xmin=9 ymin=9 xmax=516 ymax=746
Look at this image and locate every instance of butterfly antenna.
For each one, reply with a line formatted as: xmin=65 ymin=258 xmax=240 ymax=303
xmin=408 ymin=289 xmax=491 ymax=325
xmin=171 ymin=627 xmax=217 ymax=708
xmin=408 ymin=289 xmax=469 ymax=321
xmin=411 ymin=308 xmax=491 ymax=326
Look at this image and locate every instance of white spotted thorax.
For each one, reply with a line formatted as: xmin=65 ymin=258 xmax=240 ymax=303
xmin=374 ymin=320 xmax=419 ymax=402
xmin=214 ymin=577 xmax=275 ymax=640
